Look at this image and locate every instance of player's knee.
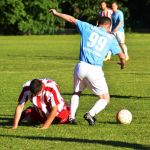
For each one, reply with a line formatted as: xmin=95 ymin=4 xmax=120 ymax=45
xmin=107 ymin=96 xmax=110 ymax=103
xmin=105 ymin=95 xmax=110 ymax=103
xmin=98 ymin=93 xmax=110 ymax=103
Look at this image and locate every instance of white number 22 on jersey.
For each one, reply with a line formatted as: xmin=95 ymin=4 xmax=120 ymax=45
xmin=87 ymin=32 xmax=107 ymax=52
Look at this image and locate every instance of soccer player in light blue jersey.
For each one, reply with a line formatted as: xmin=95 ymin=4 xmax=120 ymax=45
xmin=49 ymin=9 xmax=126 ymax=125
xmin=111 ymin=2 xmax=129 ymax=61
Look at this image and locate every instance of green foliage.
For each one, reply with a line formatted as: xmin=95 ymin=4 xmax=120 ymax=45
xmin=18 ymin=0 xmax=62 ymax=34
xmin=0 ymin=0 xmax=25 ymax=24
xmin=61 ymin=0 xmax=99 ymax=24
xmin=0 ymin=0 xmax=25 ymax=34
xmin=0 ymin=0 xmax=63 ymax=34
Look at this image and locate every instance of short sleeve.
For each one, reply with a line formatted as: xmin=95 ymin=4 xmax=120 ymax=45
xmin=118 ymin=11 xmax=124 ymax=22
xmin=18 ymin=87 xmax=29 ymax=105
xmin=109 ymin=35 xmax=121 ymax=55
xmin=76 ymin=20 xmax=91 ymax=34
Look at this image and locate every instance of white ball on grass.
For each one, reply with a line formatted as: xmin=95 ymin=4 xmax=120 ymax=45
xmin=116 ymin=109 xmax=132 ymax=124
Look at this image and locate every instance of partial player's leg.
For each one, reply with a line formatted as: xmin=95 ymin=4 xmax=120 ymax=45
xmin=69 ymin=91 xmax=81 ymax=124
xmin=84 ymin=93 xmax=110 ymax=125
xmin=116 ymin=31 xmax=129 ymax=61
xmin=69 ymin=62 xmax=88 ymax=124
xmin=120 ymin=43 xmax=129 ymax=61
xmin=53 ymin=105 xmax=70 ymax=124
xmin=83 ymin=66 xmax=110 ymax=125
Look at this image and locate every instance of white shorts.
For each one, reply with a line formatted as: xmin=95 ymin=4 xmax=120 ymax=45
xmin=114 ymin=31 xmax=125 ymax=44
xmin=73 ymin=61 xmax=109 ymax=95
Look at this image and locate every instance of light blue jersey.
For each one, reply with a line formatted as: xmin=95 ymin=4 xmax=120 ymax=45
xmin=76 ymin=20 xmax=121 ymax=66
xmin=112 ymin=10 xmax=124 ymax=32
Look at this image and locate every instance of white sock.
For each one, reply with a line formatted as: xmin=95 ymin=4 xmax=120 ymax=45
xmin=107 ymin=51 xmax=112 ymax=59
xmin=70 ymin=95 xmax=79 ymax=119
xmin=122 ymin=44 xmax=129 ymax=58
xmin=89 ymin=99 xmax=108 ymax=117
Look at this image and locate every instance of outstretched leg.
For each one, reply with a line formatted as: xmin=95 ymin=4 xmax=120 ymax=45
xmin=84 ymin=93 xmax=110 ymax=125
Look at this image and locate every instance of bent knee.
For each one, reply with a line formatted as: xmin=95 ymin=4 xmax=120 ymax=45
xmin=98 ymin=93 xmax=110 ymax=102
xmin=105 ymin=95 xmax=110 ymax=103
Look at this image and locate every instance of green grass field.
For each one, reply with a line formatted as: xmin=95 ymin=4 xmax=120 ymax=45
xmin=0 ymin=34 xmax=150 ymax=150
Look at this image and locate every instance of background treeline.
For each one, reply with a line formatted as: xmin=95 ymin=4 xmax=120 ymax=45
xmin=0 ymin=0 xmax=150 ymax=35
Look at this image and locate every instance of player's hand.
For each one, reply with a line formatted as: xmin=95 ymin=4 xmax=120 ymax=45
xmin=49 ymin=9 xmax=57 ymax=15
xmin=113 ymin=28 xmax=118 ymax=33
xmin=117 ymin=62 xmax=125 ymax=69
xmin=40 ymin=124 xmax=49 ymax=129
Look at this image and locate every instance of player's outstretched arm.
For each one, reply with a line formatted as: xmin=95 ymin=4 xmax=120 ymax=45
xmin=12 ymin=104 xmax=24 ymax=129
xmin=117 ymin=52 xmax=126 ymax=69
xmin=49 ymin=9 xmax=77 ymax=25
xmin=41 ymin=105 xmax=58 ymax=129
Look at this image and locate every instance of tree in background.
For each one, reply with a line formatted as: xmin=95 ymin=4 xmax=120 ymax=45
xmin=19 ymin=0 xmax=62 ymax=34
xmin=0 ymin=0 xmax=63 ymax=34
xmin=0 ymin=0 xmax=25 ymax=34
xmin=60 ymin=0 xmax=99 ymax=26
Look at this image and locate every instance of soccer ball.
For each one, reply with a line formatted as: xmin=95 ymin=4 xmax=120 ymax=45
xmin=116 ymin=109 xmax=132 ymax=124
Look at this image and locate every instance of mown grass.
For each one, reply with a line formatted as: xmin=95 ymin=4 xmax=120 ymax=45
xmin=0 ymin=34 xmax=150 ymax=150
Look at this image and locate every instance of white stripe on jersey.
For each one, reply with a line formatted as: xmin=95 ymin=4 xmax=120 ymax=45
xmin=99 ymin=9 xmax=113 ymax=19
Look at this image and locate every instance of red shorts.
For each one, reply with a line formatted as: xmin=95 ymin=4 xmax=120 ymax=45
xmin=54 ymin=106 xmax=70 ymax=124
xmin=21 ymin=106 xmax=70 ymax=124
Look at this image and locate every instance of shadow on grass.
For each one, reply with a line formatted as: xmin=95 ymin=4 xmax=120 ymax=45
xmin=62 ymin=93 xmax=150 ymax=100
xmin=0 ymin=134 xmax=149 ymax=150
xmin=0 ymin=115 xmax=13 ymax=126
xmin=8 ymin=54 xmax=78 ymax=61
xmin=110 ymin=95 xmax=150 ymax=100
xmin=0 ymin=115 xmax=39 ymax=127
xmin=97 ymin=121 xmax=118 ymax=125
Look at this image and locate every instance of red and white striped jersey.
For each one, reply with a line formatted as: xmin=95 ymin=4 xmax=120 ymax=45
xmin=99 ymin=8 xmax=113 ymax=19
xmin=18 ymin=78 xmax=67 ymax=117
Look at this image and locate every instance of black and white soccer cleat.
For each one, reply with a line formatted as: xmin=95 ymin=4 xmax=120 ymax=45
xmin=69 ymin=118 xmax=77 ymax=125
xmin=84 ymin=113 xmax=96 ymax=126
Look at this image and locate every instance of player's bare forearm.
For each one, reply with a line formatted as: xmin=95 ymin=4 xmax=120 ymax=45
xmin=113 ymin=21 xmax=122 ymax=32
xmin=49 ymin=9 xmax=77 ymax=25
xmin=41 ymin=105 xmax=58 ymax=129
xmin=117 ymin=52 xmax=126 ymax=69
xmin=12 ymin=104 xmax=24 ymax=129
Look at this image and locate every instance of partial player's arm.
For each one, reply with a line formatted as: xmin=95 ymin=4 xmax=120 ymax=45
xmin=41 ymin=105 xmax=58 ymax=129
xmin=113 ymin=12 xmax=124 ymax=32
xmin=113 ymin=21 xmax=122 ymax=32
xmin=12 ymin=104 xmax=25 ymax=129
xmin=117 ymin=51 xmax=126 ymax=69
xmin=49 ymin=9 xmax=77 ymax=25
